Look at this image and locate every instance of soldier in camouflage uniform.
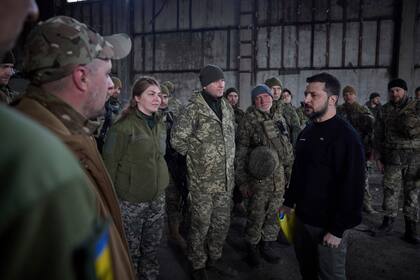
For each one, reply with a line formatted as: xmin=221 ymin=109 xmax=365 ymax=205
xmin=365 ymin=92 xmax=382 ymax=120
xmin=236 ymin=84 xmax=293 ymax=266
xmin=159 ymin=84 xmax=188 ymax=251
xmin=265 ymin=77 xmax=301 ymax=145
xmin=0 ymin=51 xmax=20 ymax=104
xmin=16 ymin=16 xmax=135 ymax=279
xmin=374 ymin=78 xmax=420 ymax=244
xmin=162 ymin=80 xmax=183 ymax=117
xmin=171 ymin=64 xmax=237 ymax=280
xmin=337 ymin=86 xmax=376 ymax=214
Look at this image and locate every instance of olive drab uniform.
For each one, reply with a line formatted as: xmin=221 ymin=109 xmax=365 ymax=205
xmin=337 ymin=102 xmax=375 ymax=211
xmin=236 ymin=106 xmax=294 ymax=245
xmin=271 ymin=99 xmax=301 ymax=145
xmin=374 ymin=97 xmax=420 ymax=222
xmin=171 ymin=91 xmax=235 ymax=270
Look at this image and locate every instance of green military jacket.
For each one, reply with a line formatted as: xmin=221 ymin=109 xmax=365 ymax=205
xmin=235 ymin=106 xmax=293 ymax=191
xmin=171 ymin=91 xmax=236 ymax=194
xmin=0 ymin=106 xmax=99 ymax=280
xmin=271 ymin=100 xmax=301 ymax=145
xmin=374 ymin=97 xmax=420 ymax=164
xmin=0 ymin=85 xmax=20 ymax=104
xmin=337 ymin=102 xmax=375 ymax=154
xmin=103 ymin=109 xmax=169 ymax=203
xmin=296 ymin=104 xmax=309 ymax=128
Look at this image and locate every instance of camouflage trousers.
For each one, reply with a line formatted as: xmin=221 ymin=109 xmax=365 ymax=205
xmin=245 ymin=183 xmax=284 ymax=245
xmin=363 ymin=166 xmax=373 ymax=207
xmin=119 ymin=193 xmax=165 ymax=280
xmin=383 ymin=163 xmax=420 ymax=221
xmin=188 ymin=191 xmax=232 ymax=270
xmin=165 ymin=179 xmax=183 ymax=225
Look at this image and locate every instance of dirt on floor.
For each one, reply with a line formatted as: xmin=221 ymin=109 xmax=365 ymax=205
xmin=158 ymin=172 xmax=420 ymax=280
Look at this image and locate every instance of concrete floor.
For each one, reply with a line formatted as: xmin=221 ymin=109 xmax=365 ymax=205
xmin=158 ymin=173 xmax=420 ymax=280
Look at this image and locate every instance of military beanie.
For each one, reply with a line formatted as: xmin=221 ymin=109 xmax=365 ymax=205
xmin=251 ymin=84 xmax=273 ymax=102
xmin=224 ymin=87 xmax=239 ymax=97
xmin=111 ymin=76 xmax=122 ymax=89
xmin=199 ymin=64 xmax=224 ymax=87
xmin=1 ymin=51 xmax=15 ymax=64
xmin=265 ymin=77 xmax=282 ymax=89
xmin=162 ymin=81 xmax=175 ymax=94
xmin=343 ymin=85 xmax=356 ymax=95
xmin=388 ymin=78 xmax=407 ymax=91
xmin=23 ymin=16 xmax=132 ymax=85
xmin=369 ymin=92 xmax=380 ymax=100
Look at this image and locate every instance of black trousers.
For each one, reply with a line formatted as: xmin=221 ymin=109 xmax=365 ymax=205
xmin=293 ymin=220 xmax=347 ymax=280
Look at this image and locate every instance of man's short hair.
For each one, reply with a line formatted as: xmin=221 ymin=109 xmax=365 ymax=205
xmin=306 ymin=72 xmax=341 ymax=97
xmin=415 ymin=86 xmax=420 ymax=93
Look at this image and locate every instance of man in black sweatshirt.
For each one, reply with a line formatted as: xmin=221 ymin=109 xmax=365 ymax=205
xmin=280 ymin=73 xmax=364 ymax=280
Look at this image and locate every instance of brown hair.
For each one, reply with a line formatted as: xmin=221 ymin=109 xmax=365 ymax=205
xmin=120 ymin=76 xmax=160 ymax=120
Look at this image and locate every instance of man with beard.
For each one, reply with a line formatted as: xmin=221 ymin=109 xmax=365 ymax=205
xmin=374 ymin=78 xmax=420 ymax=244
xmin=280 ymin=73 xmax=364 ymax=280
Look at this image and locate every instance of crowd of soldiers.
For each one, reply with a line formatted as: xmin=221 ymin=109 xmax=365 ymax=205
xmin=1 ymin=2 xmax=420 ymax=280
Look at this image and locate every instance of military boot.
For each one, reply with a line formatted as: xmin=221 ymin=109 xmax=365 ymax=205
xmin=260 ymin=241 xmax=281 ymax=264
xmin=168 ymin=221 xmax=187 ymax=251
xmin=402 ymin=216 xmax=420 ymax=245
xmin=375 ymin=216 xmax=394 ymax=236
xmin=246 ymin=243 xmax=261 ymax=266
xmin=192 ymin=268 xmax=208 ymax=280
xmin=207 ymin=258 xmax=238 ymax=278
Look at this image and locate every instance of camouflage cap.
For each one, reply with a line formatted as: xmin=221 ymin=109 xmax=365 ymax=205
xmin=162 ymin=81 xmax=175 ymax=94
xmin=265 ymin=77 xmax=282 ymax=89
xmin=160 ymin=84 xmax=169 ymax=95
xmin=23 ymin=16 xmax=132 ymax=84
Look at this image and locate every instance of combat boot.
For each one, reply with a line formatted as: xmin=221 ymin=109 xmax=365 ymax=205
xmin=207 ymin=258 xmax=238 ymax=278
xmin=191 ymin=268 xmax=208 ymax=280
xmin=363 ymin=203 xmax=378 ymax=214
xmin=375 ymin=216 xmax=394 ymax=236
xmin=260 ymin=241 xmax=281 ymax=264
xmin=168 ymin=221 xmax=187 ymax=251
xmin=246 ymin=242 xmax=261 ymax=266
xmin=402 ymin=216 xmax=420 ymax=245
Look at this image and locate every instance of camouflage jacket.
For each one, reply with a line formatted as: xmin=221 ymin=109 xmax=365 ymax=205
xmin=0 ymin=85 xmax=20 ymax=105
xmin=296 ymin=105 xmax=309 ymax=128
xmin=365 ymin=101 xmax=381 ymax=120
xmin=236 ymin=106 xmax=294 ymax=191
xmin=168 ymin=96 xmax=183 ymax=117
xmin=271 ymin=100 xmax=301 ymax=145
xmin=171 ymin=91 xmax=235 ymax=194
xmin=374 ymin=97 xmax=420 ymax=162
xmin=337 ymin=102 xmax=375 ymax=153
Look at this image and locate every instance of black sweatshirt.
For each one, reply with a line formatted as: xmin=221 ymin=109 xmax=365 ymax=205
xmin=283 ymin=115 xmax=365 ymax=238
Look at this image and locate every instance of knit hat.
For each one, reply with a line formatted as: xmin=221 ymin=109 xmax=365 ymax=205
xmin=162 ymin=81 xmax=175 ymax=94
xmin=160 ymin=84 xmax=169 ymax=95
xmin=224 ymin=87 xmax=239 ymax=97
xmin=111 ymin=76 xmax=122 ymax=89
xmin=199 ymin=64 xmax=224 ymax=87
xmin=388 ymin=78 xmax=407 ymax=91
xmin=1 ymin=51 xmax=15 ymax=64
xmin=369 ymin=92 xmax=380 ymax=100
xmin=251 ymin=84 xmax=273 ymax=102
xmin=264 ymin=77 xmax=282 ymax=89
xmin=342 ymin=85 xmax=356 ymax=95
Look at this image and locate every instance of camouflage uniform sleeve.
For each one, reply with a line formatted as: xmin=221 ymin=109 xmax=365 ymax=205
xmin=102 ymin=123 xmax=129 ymax=183
xmin=171 ymin=103 xmax=197 ymax=156
xmin=284 ymin=105 xmax=301 ymax=145
xmin=373 ymin=106 xmax=385 ymax=159
xmin=235 ymin=115 xmax=252 ymax=187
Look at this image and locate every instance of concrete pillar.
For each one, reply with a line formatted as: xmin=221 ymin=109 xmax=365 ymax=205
xmin=397 ymin=0 xmax=417 ymax=94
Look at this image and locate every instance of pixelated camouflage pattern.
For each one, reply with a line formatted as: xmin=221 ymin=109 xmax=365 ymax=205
xmin=236 ymin=107 xmax=292 ymax=244
xmin=0 ymin=85 xmax=21 ymax=104
xmin=188 ymin=191 xmax=231 ymax=269
xmin=168 ymin=96 xmax=183 ymax=118
xmin=119 ymin=193 xmax=166 ymax=280
xmin=23 ymin=16 xmax=131 ymax=84
xmin=295 ymin=104 xmax=309 ymax=128
xmin=171 ymin=91 xmax=236 ymax=194
xmin=337 ymin=102 xmax=375 ymax=153
xmin=271 ymin=100 xmax=301 ymax=145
